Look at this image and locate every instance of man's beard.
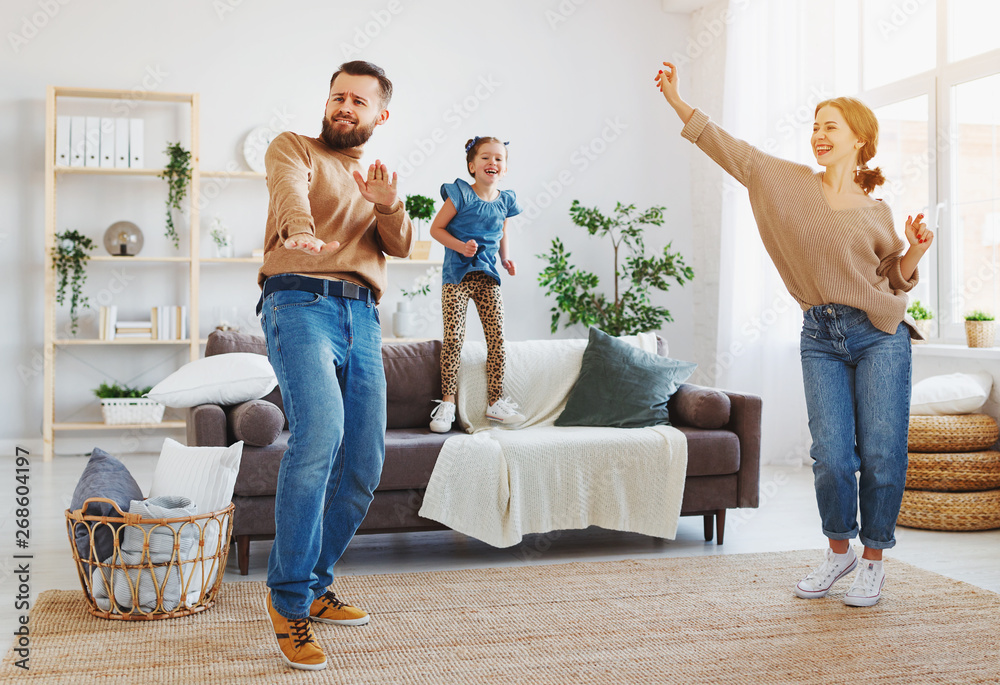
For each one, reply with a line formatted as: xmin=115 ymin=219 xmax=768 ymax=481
xmin=320 ymin=115 xmax=378 ymax=150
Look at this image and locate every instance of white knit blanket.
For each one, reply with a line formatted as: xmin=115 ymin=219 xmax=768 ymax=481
xmin=419 ymin=335 xmax=688 ymax=548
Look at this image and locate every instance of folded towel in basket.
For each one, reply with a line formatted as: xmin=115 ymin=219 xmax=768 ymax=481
xmin=91 ymin=495 xmax=199 ymax=613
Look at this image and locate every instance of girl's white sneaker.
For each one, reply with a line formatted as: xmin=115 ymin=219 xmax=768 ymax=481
xmin=429 ymin=400 xmax=456 ymax=433
xmin=486 ymin=397 xmax=525 ymax=425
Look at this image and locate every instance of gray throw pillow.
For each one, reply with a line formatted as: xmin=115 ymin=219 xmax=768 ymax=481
xmin=229 ymin=399 xmax=284 ymax=447
xmin=69 ymin=448 xmax=144 ymax=564
xmin=556 ymin=327 xmax=697 ymax=428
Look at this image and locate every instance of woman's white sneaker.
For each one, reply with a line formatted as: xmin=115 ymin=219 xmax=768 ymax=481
xmin=843 ymin=559 xmax=886 ymax=607
xmin=486 ymin=397 xmax=525 ymax=425
xmin=429 ymin=400 xmax=456 ymax=433
xmin=794 ymin=547 xmax=858 ymax=599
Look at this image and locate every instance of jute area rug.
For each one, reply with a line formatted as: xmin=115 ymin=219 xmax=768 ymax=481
xmin=2 ymin=550 xmax=998 ymax=684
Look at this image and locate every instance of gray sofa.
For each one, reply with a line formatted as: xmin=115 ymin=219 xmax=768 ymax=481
xmin=188 ymin=330 xmax=762 ymax=575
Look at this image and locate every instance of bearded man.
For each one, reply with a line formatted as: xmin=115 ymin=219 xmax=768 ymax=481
xmin=256 ymin=60 xmax=413 ymax=671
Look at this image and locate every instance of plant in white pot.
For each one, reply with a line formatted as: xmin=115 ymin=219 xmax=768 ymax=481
xmin=404 ymin=194 xmax=435 ymax=261
xmin=94 ymin=381 xmax=164 ymax=425
xmin=907 ymin=300 xmax=933 ymax=341
xmin=394 ymin=266 xmax=441 ymax=339
xmin=965 ymin=310 xmax=996 ymax=348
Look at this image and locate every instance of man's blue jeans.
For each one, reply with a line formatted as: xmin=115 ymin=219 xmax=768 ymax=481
xmin=260 ymin=288 xmax=385 ymax=619
xmin=799 ymin=303 xmax=911 ymax=550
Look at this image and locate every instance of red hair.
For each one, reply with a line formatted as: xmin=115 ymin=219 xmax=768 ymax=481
xmin=815 ymin=97 xmax=886 ymax=195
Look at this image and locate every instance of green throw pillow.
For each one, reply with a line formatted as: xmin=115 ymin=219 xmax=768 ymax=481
xmin=555 ymin=327 xmax=697 ymax=428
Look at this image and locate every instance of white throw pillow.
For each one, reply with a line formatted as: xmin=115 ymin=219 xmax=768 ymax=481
xmin=910 ymin=372 xmax=993 ymax=415
xmin=148 ymin=438 xmax=243 ymax=606
xmin=145 ymin=353 xmax=277 ymax=408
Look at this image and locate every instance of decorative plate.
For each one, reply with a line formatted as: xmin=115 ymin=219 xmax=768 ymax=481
xmin=242 ymin=126 xmax=278 ymax=173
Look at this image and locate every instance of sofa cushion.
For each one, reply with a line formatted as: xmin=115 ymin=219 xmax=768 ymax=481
xmin=148 ymin=438 xmax=243 ymax=513
xmin=380 ymin=428 xmax=460 ymax=491
xmin=206 ymin=330 xmax=285 ymax=418
xmin=70 ymin=448 xmax=144 ymax=564
xmin=227 ymin=399 xmax=284 ymax=447
xmin=383 ymin=340 xmax=446 ymax=429
xmin=669 ymin=385 xmax=731 ymax=429
xmin=556 ymin=327 xmax=697 ymax=428
xmin=232 ymin=437 xmax=289 ymax=497
xmin=146 ymin=353 xmax=278 ymax=408
xmin=676 ymin=427 xmax=741 ymax=476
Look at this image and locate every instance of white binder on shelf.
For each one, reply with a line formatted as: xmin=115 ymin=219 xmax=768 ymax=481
xmin=69 ymin=116 xmax=85 ymax=167
xmin=99 ymin=118 xmax=115 ymax=168
xmin=114 ymin=118 xmax=129 ymax=168
xmin=84 ymin=117 xmax=100 ymax=167
xmin=128 ymin=118 xmax=144 ymax=168
xmin=56 ymin=116 xmax=71 ymax=166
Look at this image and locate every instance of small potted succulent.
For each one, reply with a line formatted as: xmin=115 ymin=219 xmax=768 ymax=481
xmin=907 ymin=300 xmax=933 ymax=342
xmin=964 ymin=310 xmax=996 ymax=348
xmin=404 ymin=194 xmax=435 ymax=261
xmin=93 ymin=381 xmax=163 ymax=425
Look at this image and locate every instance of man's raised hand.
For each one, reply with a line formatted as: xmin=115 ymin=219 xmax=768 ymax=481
xmin=353 ymin=159 xmax=398 ymax=209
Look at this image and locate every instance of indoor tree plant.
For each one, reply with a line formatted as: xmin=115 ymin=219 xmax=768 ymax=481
xmin=964 ymin=310 xmax=996 ymax=348
xmin=158 ymin=142 xmax=191 ymax=249
xmin=907 ymin=300 xmax=933 ymax=341
xmin=51 ymin=229 xmax=97 ymax=335
xmin=537 ymin=200 xmax=693 ymax=336
xmin=93 ymin=381 xmax=164 ymax=425
xmin=405 ymin=193 xmax=435 ymax=261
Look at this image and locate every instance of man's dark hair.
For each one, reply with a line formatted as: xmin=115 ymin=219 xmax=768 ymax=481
xmin=330 ymin=61 xmax=393 ymax=109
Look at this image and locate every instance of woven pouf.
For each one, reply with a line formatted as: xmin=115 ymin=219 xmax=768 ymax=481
xmin=908 ymin=414 xmax=999 ymax=453
xmin=898 ymin=489 xmax=1000 ymax=531
xmin=905 ymin=450 xmax=1000 ymax=491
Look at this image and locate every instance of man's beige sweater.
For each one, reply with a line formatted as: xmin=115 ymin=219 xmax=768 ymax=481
xmin=258 ymin=131 xmax=413 ymax=303
xmin=682 ymin=109 xmax=917 ymax=336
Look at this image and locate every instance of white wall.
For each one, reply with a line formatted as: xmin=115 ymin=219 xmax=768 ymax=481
xmin=1 ymin=0 xmax=696 ymax=452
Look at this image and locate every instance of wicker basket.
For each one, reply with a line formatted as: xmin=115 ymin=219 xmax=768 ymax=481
xmin=908 ymin=414 xmax=999 ymax=453
xmin=897 ymin=488 xmax=1000 ymax=531
xmin=905 ymin=450 xmax=1000 ymax=492
xmin=65 ymin=498 xmax=234 ymax=620
xmin=965 ymin=320 xmax=996 ymax=348
xmin=100 ymin=398 xmax=165 ymax=425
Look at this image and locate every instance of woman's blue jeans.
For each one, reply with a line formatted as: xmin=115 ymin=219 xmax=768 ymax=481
xmin=261 ymin=288 xmax=386 ymax=619
xmin=799 ymin=304 xmax=911 ymax=550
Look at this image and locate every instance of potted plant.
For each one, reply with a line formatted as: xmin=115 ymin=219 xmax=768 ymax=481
xmin=158 ymin=142 xmax=191 ymax=249
xmin=907 ymin=300 xmax=933 ymax=342
xmin=93 ymin=381 xmax=164 ymax=425
xmin=965 ymin=310 xmax=996 ymax=348
xmin=52 ymin=229 xmax=97 ymax=335
xmin=405 ymin=194 xmax=435 ymax=261
xmin=209 ymin=215 xmax=233 ymax=258
xmin=394 ymin=265 xmax=441 ymax=338
xmin=537 ymin=200 xmax=693 ymax=335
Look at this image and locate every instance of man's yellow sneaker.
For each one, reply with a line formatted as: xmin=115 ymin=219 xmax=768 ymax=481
xmin=309 ymin=590 xmax=370 ymax=626
xmin=266 ymin=592 xmax=327 ymax=671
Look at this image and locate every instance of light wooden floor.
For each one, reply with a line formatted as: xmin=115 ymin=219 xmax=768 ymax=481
xmin=3 ymin=455 xmax=999 ymax=652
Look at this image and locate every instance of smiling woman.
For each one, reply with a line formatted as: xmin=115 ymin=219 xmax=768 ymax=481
xmin=654 ymin=60 xmax=934 ymax=608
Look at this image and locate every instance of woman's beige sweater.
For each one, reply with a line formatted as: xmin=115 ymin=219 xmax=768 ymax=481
xmin=681 ymin=109 xmax=917 ymax=336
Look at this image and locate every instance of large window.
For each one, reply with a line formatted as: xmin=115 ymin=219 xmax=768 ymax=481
xmin=856 ymin=0 xmax=1000 ymax=340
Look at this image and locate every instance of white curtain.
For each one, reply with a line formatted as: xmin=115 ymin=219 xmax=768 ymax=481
xmin=712 ymin=0 xmax=848 ymax=465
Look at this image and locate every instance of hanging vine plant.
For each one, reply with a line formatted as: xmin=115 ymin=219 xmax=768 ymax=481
xmin=158 ymin=142 xmax=191 ymax=249
xmin=52 ymin=229 xmax=97 ymax=335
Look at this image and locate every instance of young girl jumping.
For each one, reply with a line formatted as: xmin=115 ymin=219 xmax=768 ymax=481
xmin=427 ymin=136 xmax=524 ymax=433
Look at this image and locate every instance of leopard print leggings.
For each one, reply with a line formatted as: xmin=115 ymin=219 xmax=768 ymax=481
xmin=441 ymin=271 xmax=505 ymax=404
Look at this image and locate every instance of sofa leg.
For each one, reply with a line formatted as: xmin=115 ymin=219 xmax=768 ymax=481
xmin=703 ymin=515 xmax=714 ymax=542
xmin=715 ymin=509 xmax=726 ymax=545
xmin=236 ymin=535 xmax=251 ymax=576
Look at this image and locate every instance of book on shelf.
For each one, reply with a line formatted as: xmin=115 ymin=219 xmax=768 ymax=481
xmin=151 ymin=305 xmax=187 ymax=340
xmin=99 ymin=305 xmax=118 ymax=340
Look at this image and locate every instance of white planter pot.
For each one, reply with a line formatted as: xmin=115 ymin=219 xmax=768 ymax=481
xmin=393 ymin=300 xmax=419 ymax=338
